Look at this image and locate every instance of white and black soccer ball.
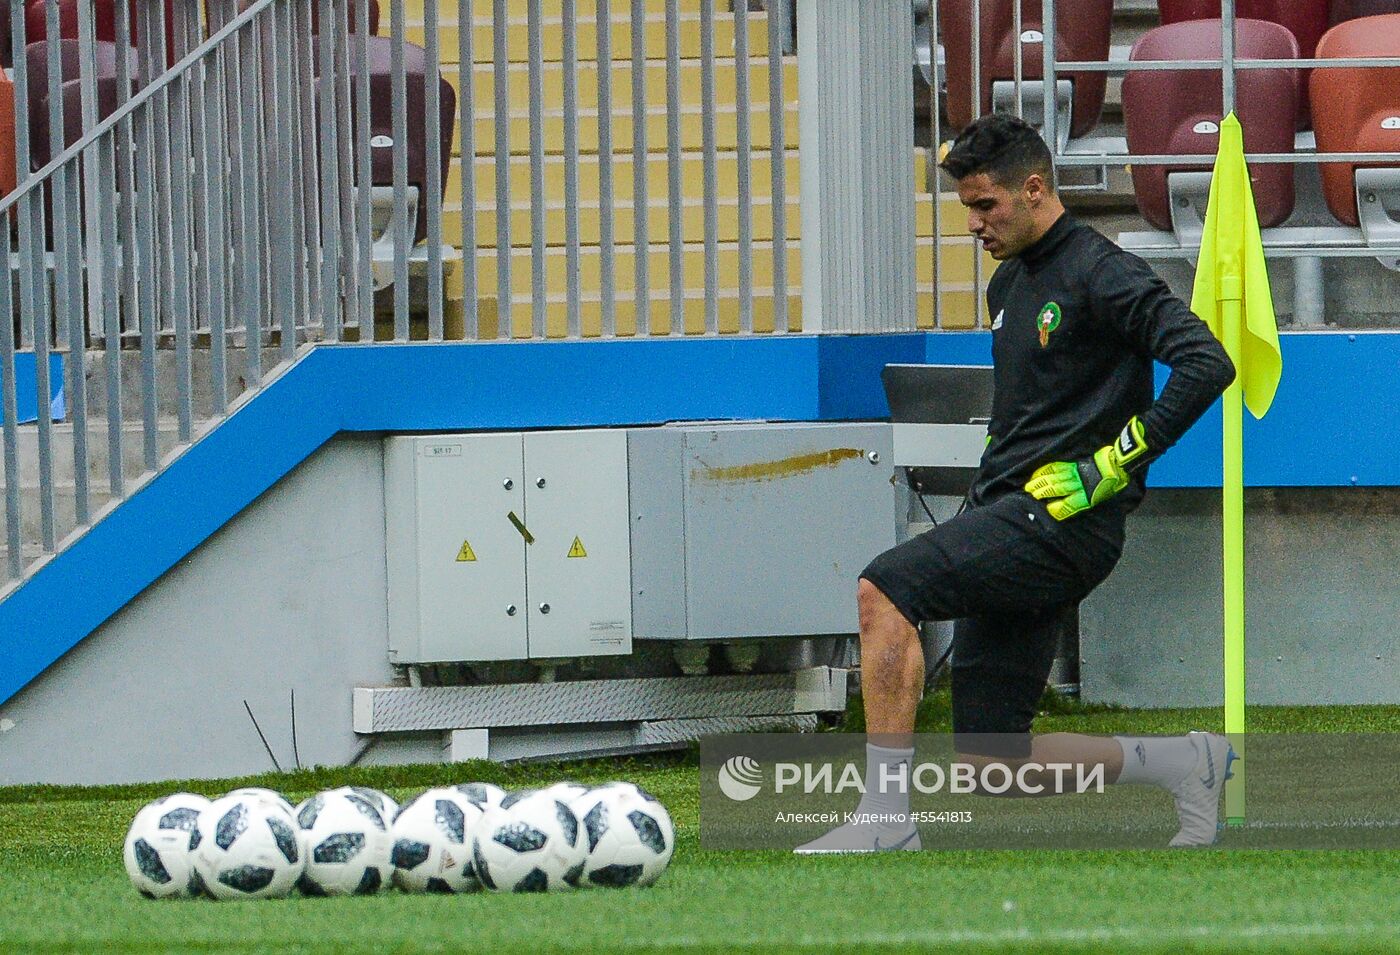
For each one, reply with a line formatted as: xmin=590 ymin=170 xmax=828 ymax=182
xmin=454 ymin=781 xmax=507 ymax=814
xmin=295 ymin=789 xmax=392 ymax=896
xmin=471 ymin=789 xmax=587 ymax=893
xmin=326 ymin=786 xmax=399 ymax=825
xmin=123 ymin=793 xmax=211 ymax=899
xmin=570 ymin=783 xmax=675 ymax=888
xmin=225 ymin=787 xmax=297 ymax=818
xmin=389 ymin=787 xmax=486 ymax=893
xmin=541 ymin=781 xmax=590 ymax=804
xmin=191 ymin=794 xmax=304 ymax=900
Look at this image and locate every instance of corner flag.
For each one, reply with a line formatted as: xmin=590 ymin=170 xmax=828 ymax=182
xmin=1187 ymin=112 xmax=1283 ymax=828
xmin=1190 ymin=113 xmax=1283 ymax=418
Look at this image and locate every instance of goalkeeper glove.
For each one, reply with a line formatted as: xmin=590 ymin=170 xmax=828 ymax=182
xmin=1024 ymin=417 xmax=1149 ymax=521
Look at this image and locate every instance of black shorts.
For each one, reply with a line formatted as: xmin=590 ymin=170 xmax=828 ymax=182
xmin=859 ymin=491 xmax=1127 ymax=758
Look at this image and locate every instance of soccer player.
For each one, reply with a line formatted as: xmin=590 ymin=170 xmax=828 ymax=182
xmin=797 ymin=114 xmax=1238 ymax=853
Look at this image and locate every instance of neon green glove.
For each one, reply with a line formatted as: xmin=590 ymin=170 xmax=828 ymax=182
xmin=1024 ymin=417 xmax=1149 ymax=521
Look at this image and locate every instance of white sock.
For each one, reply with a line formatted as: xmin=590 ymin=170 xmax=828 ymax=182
xmin=857 ymin=743 xmax=914 ymax=830
xmin=1114 ymin=735 xmax=1198 ymax=787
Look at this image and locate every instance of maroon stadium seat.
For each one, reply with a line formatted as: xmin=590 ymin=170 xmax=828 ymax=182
xmin=1330 ymin=1 xmax=1400 ymax=25
xmin=23 ymin=39 xmax=134 ymax=168
xmin=1311 ymin=13 xmax=1400 ymax=226
xmin=321 ymin=36 xmax=455 ymax=245
xmin=1123 ymin=18 xmax=1298 ymax=232
xmin=237 ymin=0 xmax=381 ymax=36
xmin=24 ymin=0 xmax=175 ymax=68
xmin=940 ymin=0 xmax=1114 ymax=140
xmin=1158 ymin=0 xmax=1328 ymax=127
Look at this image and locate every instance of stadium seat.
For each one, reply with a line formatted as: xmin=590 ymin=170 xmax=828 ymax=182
xmin=940 ymin=0 xmax=1114 ymax=145
xmin=328 ymin=36 xmax=455 ymax=246
xmin=23 ymin=0 xmax=175 ymax=67
xmin=1157 ymin=0 xmax=1328 ymax=127
xmin=1 ymin=0 xmax=12 ymax=68
xmin=1311 ymin=12 xmax=1400 ymax=241
xmin=23 ymin=39 xmax=134 ymax=168
xmin=0 ymin=71 xmax=17 ymax=201
xmin=1330 ymin=0 xmax=1400 ymax=25
xmin=237 ymin=0 xmax=380 ymax=36
xmin=1123 ymin=18 xmax=1298 ymax=234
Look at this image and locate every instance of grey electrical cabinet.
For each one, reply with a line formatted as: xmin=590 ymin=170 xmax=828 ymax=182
xmin=384 ymin=430 xmax=633 ymax=663
xmin=629 ymin=422 xmax=895 ymax=641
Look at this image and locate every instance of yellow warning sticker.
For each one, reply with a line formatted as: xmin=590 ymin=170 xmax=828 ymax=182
xmin=567 ymin=537 xmax=588 ymax=559
xmin=455 ymin=540 xmax=477 ymax=562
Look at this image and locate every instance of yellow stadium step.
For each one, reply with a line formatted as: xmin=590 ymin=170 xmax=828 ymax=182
xmin=447 ymin=148 xmax=935 ymax=205
xmin=459 ymin=103 xmax=798 ymax=157
xmin=438 ymin=187 xmax=962 ymax=253
xmin=916 ymin=286 xmax=985 ymax=330
xmin=446 ymin=194 xmax=802 ymax=248
xmin=454 ymin=234 xmax=986 ymax=298
xmin=402 ymin=0 xmax=706 ymax=21
xmin=456 ymin=148 xmax=802 ymax=203
xmin=456 ymin=56 xmax=796 ymax=114
xmin=466 ymin=288 xmax=803 ymax=339
xmin=443 ymin=193 xmax=964 ymax=249
xmin=407 ymin=13 xmax=771 ymax=66
xmin=463 ymin=237 xmax=801 ymax=300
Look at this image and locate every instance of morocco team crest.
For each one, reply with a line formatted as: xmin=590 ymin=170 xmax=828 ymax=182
xmin=1037 ymin=302 xmax=1062 ymax=347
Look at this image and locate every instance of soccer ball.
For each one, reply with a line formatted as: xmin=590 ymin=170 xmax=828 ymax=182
xmin=122 ymin=793 xmax=211 ymax=899
xmin=541 ymin=781 xmax=589 ymax=803
xmin=570 ymin=783 xmax=675 ymax=888
xmin=225 ymin=787 xmax=297 ymax=818
xmin=295 ymin=790 xmax=392 ymax=896
xmin=471 ymin=789 xmax=587 ymax=893
xmin=326 ymin=786 xmax=399 ymax=824
xmin=454 ymin=781 xmax=507 ymax=813
xmin=191 ymin=794 xmax=304 ymax=900
xmin=389 ymin=787 xmax=486 ymax=893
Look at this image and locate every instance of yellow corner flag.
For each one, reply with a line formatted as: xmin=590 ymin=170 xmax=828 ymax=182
xmin=1189 ymin=112 xmax=1283 ymax=418
xmin=1187 ymin=112 xmax=1283 ymax=829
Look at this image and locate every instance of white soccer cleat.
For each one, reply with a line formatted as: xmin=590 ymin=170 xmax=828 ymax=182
xmin=792 ymin=820 xmax=921 ymax=855
xmin=1167 ymin=731 xmax=1236 ymax=847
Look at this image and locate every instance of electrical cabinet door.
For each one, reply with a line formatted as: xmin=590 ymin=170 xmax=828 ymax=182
xmin=384 ymin=434 xmax=528 ymax=663
xmin=523 ymin=430 xmax=633 ymax=659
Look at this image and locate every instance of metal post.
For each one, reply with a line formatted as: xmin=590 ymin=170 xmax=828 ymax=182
xmin=1222 ymin=0 xmax=1237 ymax=116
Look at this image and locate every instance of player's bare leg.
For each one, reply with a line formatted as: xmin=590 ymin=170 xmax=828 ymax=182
xmin=858 ymin=578 xmax=924 ymax=738
xmin=794 ymin=580 xmax=924 ymax=853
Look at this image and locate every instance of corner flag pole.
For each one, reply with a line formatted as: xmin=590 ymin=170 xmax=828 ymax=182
xmin=1189 ymin=112 xmax=1283 ymax=829
xmin=1221 ymin=295 xmax=1246 ymax=827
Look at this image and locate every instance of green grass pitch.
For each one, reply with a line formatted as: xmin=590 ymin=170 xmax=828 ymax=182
xmin=4 ymin=693 xmax=1400 ymax=954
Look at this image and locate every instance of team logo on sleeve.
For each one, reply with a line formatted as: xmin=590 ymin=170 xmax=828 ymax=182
xmin=1037 ymin=302 xmax=1062 ymax=348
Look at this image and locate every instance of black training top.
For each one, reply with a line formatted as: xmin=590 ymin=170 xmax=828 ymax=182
xmin=969 ymin=213 xmax=1236 ymax=509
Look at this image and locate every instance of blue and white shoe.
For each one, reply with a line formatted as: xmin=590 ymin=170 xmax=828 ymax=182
xmin=1167 ymin=731 xmax=1237 ymax=847
xmin=793 ymin=820 xmax=921 ymax=854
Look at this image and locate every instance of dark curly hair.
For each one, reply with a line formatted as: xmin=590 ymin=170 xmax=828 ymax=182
xmin=940 ymin=114 xmax=1056 ymax=191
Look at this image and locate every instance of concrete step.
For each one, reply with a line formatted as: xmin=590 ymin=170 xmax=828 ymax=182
xmin=74 ymin=346 xmax=293 ymax=423
xmin=0 ymin=481 xmax=117 ymax=552
xmin=8 ymin=419 xmax=182 ymax=487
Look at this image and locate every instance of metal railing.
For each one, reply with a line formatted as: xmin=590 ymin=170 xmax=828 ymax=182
xmin=0 ymin=0 xmax=806 ymax=589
